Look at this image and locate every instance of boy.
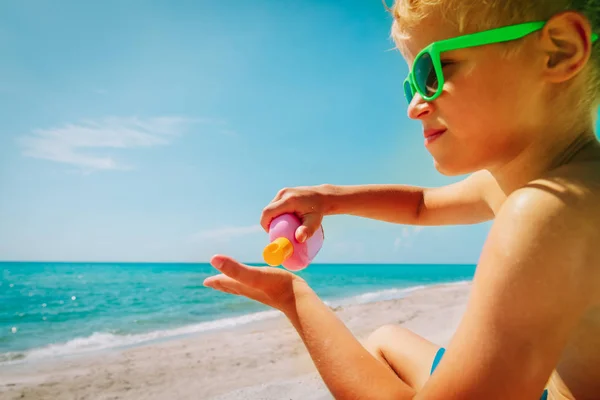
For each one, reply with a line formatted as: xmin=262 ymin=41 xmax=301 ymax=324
xmin=204 ymin=1 xmax=600 ymax=398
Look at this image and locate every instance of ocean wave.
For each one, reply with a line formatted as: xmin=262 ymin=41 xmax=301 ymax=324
xmin=0 ymin=351 xmax=26 ymax=363
xmin=0 ymin=309 xmax=280 ymax=365
xmin=325 ymin=280 xmax=471 ymax=308
xmin=325 ymin=286 xmax=424 ymax=308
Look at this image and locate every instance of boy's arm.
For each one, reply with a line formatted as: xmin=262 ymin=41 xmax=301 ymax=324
xmin=416 ymin=184 xmax=596 ymax=399
xmin=327 ymin=170 xmax=498 ymax=226
xmin=206 ymin=261 xmax=419 ymax=399
xmin=284 ymin=282 xmax=418 ymax=399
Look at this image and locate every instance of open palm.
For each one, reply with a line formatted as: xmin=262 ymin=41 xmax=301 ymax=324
xmin=203 ymin=255 xmax=305 ymax=312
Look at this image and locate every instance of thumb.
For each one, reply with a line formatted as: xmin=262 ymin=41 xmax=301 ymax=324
xmin=295 ymin=213 xmax=322 ymax=243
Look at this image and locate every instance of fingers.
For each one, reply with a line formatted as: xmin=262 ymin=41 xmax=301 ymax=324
xmin=261 ymin=187 xmax=299 ymax=232
xmin=203 ymin=273 xmax=230 ymax=288
xmin=204 ymin=274 xmax=241 ymax=295
xmin=204 ymin=273 xmax=270 ymax=303
xmin=261 ymin=198 xmax=291 ymax=232
xmin=206 ymin=255 xmax=299 ymax=311
xmin=210 ymin=254 xmax=274 ymax=288
xmin=295 ymin=213 xmax=323 ymax=243
xmin=261 ymin=186 xmax=325 ymax=243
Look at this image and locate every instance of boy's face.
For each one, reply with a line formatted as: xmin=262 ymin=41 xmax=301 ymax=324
xmin=397 ymin=9 xmax=546 ymax=176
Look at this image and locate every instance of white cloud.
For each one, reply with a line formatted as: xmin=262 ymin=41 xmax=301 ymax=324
xmin=393 ymin=226 xmax=424 ymax=251
xmin=190 ymin=224 xmax=263 ymax=242
xmin=393 ymin=237 xmax=403 ymax=249
xmin=18 ymin=116 xmax=198 ymax=172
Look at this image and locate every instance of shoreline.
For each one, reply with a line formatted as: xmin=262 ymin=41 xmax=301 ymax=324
xmin=0 ymin=281 xmax=472 ymax=400
xmin=1 ymin=280 xmax=471 ymax=367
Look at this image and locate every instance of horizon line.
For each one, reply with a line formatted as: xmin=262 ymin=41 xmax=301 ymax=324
xmin=0 ymin=260 xmax=478 ymax=266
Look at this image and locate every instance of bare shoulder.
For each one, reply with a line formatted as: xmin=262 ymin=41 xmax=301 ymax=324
xmin=520 ymin=161 xmax=600 ymax=219
xmin=499 ymin=161 xmax=600 ymax=302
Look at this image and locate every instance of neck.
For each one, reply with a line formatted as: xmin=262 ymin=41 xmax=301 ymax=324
xmin=487 ymin=118 xmax=600 ymax=195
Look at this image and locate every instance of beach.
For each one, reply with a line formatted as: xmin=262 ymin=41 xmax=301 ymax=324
xmin=0 ymin=281 xmax=471 ymax=400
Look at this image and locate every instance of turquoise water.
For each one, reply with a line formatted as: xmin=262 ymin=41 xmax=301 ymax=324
xmin=0 ymin=262 xmax=475 ymax=364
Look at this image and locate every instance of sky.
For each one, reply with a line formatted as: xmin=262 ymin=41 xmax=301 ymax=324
xmin=1 ymin=0 xmax=500 ymax=264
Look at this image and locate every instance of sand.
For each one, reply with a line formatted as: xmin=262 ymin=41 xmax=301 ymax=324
xmin=0 ymin=281 xmax=471 ymax=400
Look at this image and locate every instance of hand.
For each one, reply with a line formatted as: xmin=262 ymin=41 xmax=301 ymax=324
xmin=203 ymin=254 xmax=309 ymax=313
xmin=260 ymin=185 xmax=333 ymax=243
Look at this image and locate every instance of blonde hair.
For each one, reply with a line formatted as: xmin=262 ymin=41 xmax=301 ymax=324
xmin=387 ymin=0 xmax=600 ymax=109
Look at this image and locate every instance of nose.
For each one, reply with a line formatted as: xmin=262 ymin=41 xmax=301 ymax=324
xmin=407 ymin=92 xmax=434 ymax=120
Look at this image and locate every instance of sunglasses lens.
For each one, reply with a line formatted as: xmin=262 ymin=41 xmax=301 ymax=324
xmin=403 ymin=80 xmax=414 ymax=103
xmin=414 ymin=52 xmax=439 ymax=98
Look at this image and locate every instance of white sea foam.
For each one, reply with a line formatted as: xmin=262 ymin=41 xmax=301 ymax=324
xmin=1 ymin=310 xmax=280 ymax=364
xmin=325 ymin=280 xmax=470 ymax=308
xmin=325 ymin=285 xmax=425 ymax=308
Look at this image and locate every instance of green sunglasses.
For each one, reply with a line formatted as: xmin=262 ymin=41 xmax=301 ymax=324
xmin=403 ymin=21 xmax=600 ymax=103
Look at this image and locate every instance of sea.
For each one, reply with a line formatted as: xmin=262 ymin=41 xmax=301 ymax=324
xmin=0 ymin=262 xmax=475 ymax=365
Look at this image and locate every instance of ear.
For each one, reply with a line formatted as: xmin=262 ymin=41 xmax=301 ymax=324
xmin=539 ymin=11 xmax=595 ymax=83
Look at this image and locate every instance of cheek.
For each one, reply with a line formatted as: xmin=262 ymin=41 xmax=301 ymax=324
xmin=433 ymin=62 xmax=535 ymax=171
xmin=441 ymin=61 xmax=529 ymax=137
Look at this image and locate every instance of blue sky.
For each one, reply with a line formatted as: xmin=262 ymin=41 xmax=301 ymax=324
xmin=0 ymin=0 xmax=496 ymax=264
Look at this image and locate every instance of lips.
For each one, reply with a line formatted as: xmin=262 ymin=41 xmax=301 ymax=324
xmin=423 ymin=128 xmax=447 ymax=139
xmin=423 ymin=128 xmax=446 ymax=146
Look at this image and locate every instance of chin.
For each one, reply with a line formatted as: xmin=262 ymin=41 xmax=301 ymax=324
xmin=432 ymin=158 xmax=479 ymax=176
